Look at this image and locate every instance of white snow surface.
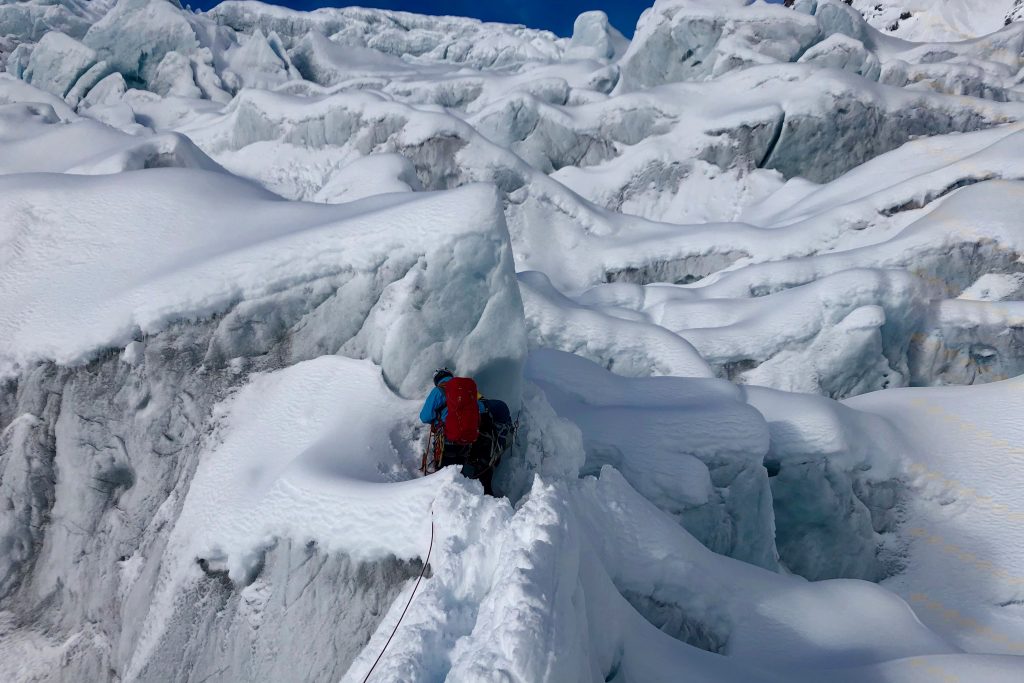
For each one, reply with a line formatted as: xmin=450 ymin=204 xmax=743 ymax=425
xmin=2 ymin=0 xmax=1024 ymax=681
xmin=851 ymin=0 xmax=1024 ymax=42
xmin=848 ymin=377 xmax=1024 ymax=654
xmin=0 ymin=168 xmax=524 ymax=398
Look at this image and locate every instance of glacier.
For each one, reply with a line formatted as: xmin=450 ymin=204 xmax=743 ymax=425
xmin=2 ymin=0 xmax=1024 ymax=681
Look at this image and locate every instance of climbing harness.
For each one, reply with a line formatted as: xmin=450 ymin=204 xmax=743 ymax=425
xmin=361 ymin=515 xmax=435 ymax=683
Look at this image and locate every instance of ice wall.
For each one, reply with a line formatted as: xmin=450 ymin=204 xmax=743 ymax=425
xmin=0 ymin=132 xmax=528 ymax=679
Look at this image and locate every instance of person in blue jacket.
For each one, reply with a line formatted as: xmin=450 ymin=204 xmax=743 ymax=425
xmin=420 ymin=368 xmax=486 ymax=480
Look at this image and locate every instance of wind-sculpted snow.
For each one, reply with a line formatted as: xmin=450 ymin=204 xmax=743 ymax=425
xmin=0 ymin=170 xmax=525 ymax=396
xmin=0 ymin=99 xmax=222 ymax=174
xmin=518 ymin=272 xmax=714 ymax=379
xmin=574 ymin=269 xmax=924 ymax=398
xmin=4 ymin=0 xmax=1024 ymax=680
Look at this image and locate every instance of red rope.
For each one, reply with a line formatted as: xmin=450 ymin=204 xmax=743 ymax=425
xmin=361 ymin=517 xmax=435 ymax=683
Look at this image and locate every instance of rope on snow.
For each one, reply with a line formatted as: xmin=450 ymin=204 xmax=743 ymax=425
xmin=361 ymin=514 xmax=435 ymax=683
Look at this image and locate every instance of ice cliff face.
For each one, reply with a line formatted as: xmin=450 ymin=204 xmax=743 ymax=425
xmin=2 ymin=0 xmax=1024 ymax=681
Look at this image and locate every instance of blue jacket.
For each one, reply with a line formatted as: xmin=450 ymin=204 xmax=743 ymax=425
xmin=419 ymin=377 xmax=485 ymax=425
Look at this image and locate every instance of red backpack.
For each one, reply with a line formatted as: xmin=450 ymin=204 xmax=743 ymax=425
xmin=441 ymin=377 xmax=480 ymax=445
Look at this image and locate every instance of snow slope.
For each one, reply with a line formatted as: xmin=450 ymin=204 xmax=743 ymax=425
xmin=848 ymin=377 xmax=1024 ymax=654
xmin=2 ymin=0 xmax=1024 ymax=681
xmin=852 ymin=0 xmax=1024 ymax=42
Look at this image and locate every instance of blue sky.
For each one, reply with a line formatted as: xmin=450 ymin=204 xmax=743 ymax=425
xmin=188 ymin=1 xmax=784 ymax=38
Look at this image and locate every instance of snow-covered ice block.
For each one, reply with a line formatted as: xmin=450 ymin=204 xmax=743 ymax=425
xmin=0 ymin=72 xmax=75 ymax=119
xmin=222 ymin=28 xmax=299 ymax=92
xmin=911 ymin=299 xmax=1024 ymax=386
xmin=747 ymin=386 xmax=905 ymax=581
xmin=83 ymin=0 xmax=199 ymax=86
xmin=960 ymin=273 xmax=1024 ymax=302
xmin=519 ymin=271 xmax=713 ymax=379
xmin=123 ymin=354 xmax=458 ymax=676
xmin=617 ymin=0 xmax=821 ymax=90
xmin=149 ymin=50 xmax=201 ymax=99
xmin=287 ymin=29 xmax=415 ymax=87
xmin=64 ymin=59 xmax=113 ymax=106
xmin=0 ymin=101 xmax=221 ymax=174
xmin=4 ymin=43 xmax=33 ymax=79
xmin=573 ymin=467 xmax=958 ymax=669
xmin=798 ymin=33 xmax=881 ymax=80
xmin=312 ymin=152 xmax=422 ymax=203
xmin=208 ymin=0 xmax=565 ymax=69
xmin=79 ymin=71 xmax=126 ymax=107
xmin=565 ymin=10 xmax=626 ymax=61
xmin=0 ymin=0 xmax=100 ymax=45
xmin=22 ymin=30 xmax=98 ymax=98
xmin=529 ymin=348 xmax=777 ymax=568
xmin=166 ymin=356 xmax=445 ymax=575
xmin=0 ymin=172 xmax=526 ymax=400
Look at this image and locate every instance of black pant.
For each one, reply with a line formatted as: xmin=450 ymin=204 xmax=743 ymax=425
xmin=443 ymin=441 xmax=497 ymax=496
xmin=441 ymin=442 xmax=473 ymax=467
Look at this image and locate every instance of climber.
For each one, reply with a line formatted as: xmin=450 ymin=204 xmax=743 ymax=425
xmin=419 ymin=368 xmax=517 ymax=496
xmin=420 ymin=367 xmax=483 ymax=477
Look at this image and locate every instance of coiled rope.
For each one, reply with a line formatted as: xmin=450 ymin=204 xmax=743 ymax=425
xmin=361 ymin=516 xmax=435 ymax=683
